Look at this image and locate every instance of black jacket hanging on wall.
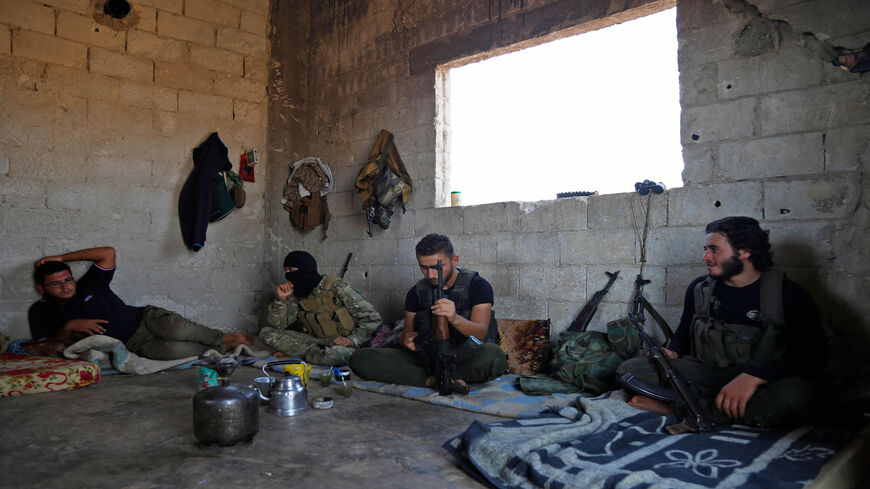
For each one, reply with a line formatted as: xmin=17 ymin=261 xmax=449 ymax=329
xmin=178 ymin=132 xmax=232 ymax=251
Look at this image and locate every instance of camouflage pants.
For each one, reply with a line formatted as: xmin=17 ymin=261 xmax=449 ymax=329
xmin=259 ymin=327 xmax=355 ymax=366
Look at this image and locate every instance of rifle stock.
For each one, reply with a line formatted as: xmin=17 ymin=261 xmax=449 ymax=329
xmin=626 ymin=313 xmax=713 ymax=433
xmin=568 ymin=270 xmax=620 ymax=332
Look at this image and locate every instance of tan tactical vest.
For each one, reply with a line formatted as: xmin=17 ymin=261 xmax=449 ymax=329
xmin=296 ymin=276 xmax=355 ymax=339
xmin=690 ymin=268 xmax=785 ymax=368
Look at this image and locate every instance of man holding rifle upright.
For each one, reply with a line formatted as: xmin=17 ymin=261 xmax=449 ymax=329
xmin=617 ymin=216 xmax=827 ymax=428
xmin=350 ymin=234 xmax=508 ymax=393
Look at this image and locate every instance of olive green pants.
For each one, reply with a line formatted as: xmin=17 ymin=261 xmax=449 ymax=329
xmin=617 ymin=356 xmax=818 ymax=428
xmin=124 ymin=306 xmax=224 ymax=360
xmin=349 ymin=343 xmax=509 ymax=387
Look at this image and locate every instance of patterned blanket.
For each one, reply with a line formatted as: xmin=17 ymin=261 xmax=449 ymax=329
xmin=445 ymin=393 xmax=848 ymax=489
xmin=353 ymin=374 xmax=579 ymax=418
xmin=1 ymin=354 xmax=100 ymax=396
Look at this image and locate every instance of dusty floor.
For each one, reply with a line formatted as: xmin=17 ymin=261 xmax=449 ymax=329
xmin=1 ymin=366 xmax=503 ymax=489
xmin=4 ymin=364 xmax=867 ymax=489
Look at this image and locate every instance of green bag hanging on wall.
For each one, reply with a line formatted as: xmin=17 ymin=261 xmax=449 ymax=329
xmin=551 ymin=317 xmax=642 ymax=394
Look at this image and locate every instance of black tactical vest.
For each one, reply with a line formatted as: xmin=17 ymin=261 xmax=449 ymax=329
xmin=690 ymin=269 xmax=786 ymax=368
xmin=414 ymin=268 xmax=500 ymax=344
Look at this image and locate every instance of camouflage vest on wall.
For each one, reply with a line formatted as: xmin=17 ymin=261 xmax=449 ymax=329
xmin=690 ymin=268 xmax=786 ymax=368
xmin=296 ymin=276 xmax=355 ymax=339
xmin=414 ymin=268 xmax=500 ymax=344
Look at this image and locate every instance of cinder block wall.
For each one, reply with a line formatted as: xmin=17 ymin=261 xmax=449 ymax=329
xmin=266 ymin=0 xmax=869 ymax=393
xmin=0 ymin=0 xmax=271 ymax=338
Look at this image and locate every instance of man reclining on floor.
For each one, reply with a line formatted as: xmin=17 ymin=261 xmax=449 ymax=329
xmin=28 ymin=246 xmax=254 ymax=360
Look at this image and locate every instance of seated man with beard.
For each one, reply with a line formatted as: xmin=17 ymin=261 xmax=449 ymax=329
xmin=617 ymin=216 xmax=827 ymax=428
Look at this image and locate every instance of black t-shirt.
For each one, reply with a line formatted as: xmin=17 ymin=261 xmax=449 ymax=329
xmin=28 ymin=265 xmax=144 ymax=343
xmin=405 ymin=272 xmax=495 ymax=345
xmin=404 ymin=273 xmax=494 ymax=312
xmin=668 ymin=273 xmax=826 ymax=381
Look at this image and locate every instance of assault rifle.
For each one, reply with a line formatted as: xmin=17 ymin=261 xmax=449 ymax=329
xmin=414 ymin=259 xmax=479 ymax=395
xmin=631 ymin=273 xmax=673 ymax=341
xmin=567 ymin=270 xmax=620 ymax=332
xmin=339 ymin=253 xmax=353 ymax=279
xmin=432 ymin=259 xmax=452 ymax=395
xmin=620 ymin=312 xmax=713 ymax=434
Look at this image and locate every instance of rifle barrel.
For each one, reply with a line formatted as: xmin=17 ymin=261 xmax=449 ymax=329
xmin=340 ymin=252 xmax=353 ymax=278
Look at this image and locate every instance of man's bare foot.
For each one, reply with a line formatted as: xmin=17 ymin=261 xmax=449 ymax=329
xmin=221 ymin=332 xmax=254 ymax=351
xmin=425 ymin=376 xmax=470 ymax=395
xmin=628 ymin=394 xmax=675 ymax=415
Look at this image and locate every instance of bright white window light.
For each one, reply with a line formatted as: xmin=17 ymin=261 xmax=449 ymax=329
xmin=446 ymin=8 xmax=681 ymax=206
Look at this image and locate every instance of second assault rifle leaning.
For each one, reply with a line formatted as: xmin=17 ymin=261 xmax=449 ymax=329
xmin=414 ymin=259 xmax=479 ymax=396
xmin=619 ymin=274 xmax=712 ymax=433
xmin=567 ymin=270 xmax=620 ymax=332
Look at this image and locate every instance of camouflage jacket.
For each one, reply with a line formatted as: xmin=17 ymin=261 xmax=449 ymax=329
xmin=265 ymin=275 xmax=381 ymax=347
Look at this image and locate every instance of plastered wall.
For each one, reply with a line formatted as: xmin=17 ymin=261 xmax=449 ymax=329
xmin=266 ymin=0 xmax=869 ymax=396
xmin=0 ymin=0 xmax=272 ymax=338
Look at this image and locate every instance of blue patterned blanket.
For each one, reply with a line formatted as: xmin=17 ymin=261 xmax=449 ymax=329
xmin=445 ymin=393 xmax=847 ymax=489
xmin=352 ymin=374 xmax=579 ymax=418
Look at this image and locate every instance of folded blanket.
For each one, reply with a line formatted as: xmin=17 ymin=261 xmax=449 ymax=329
xmin=446 ymin=391 xmax=851 ymax=489
xmin=63 ymin=336 xmax=198 ymax=375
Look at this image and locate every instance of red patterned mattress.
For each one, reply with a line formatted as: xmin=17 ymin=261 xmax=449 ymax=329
xmin=1 ymin=354 xmax=100 ymax=396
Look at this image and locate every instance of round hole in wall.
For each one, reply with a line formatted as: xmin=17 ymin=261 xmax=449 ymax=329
xmin=780 ymin=208 xmax=791 ymax=215
xmin=103 ymin=0 xmax=131 ymax=19
xmin=691 ymin=134 xmax=700 ymax=141
xmin=714 ymin=201 xmax=721 ymax=207
xmin=726 ymin=84 xmax=732 ymax=89
xmin=364 ymin=271 xmax=368 ymax=278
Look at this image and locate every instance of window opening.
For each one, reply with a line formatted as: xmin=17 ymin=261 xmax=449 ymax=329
xmin=439 ymin=7 xmax=681 ymax=206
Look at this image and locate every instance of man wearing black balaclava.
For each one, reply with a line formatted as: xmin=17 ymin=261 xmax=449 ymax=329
xmin=259 ymin=250 xmax=382 ymax=365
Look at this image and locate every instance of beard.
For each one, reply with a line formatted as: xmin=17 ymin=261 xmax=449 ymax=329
xmin=710 ymin=254 xmax=744 ymax=280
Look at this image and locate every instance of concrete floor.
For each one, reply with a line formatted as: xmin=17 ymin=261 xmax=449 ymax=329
xmin=5 ymin=365 xmax=867 ymax=489
xmin=1 ymin=366 xmax=503 ymax=489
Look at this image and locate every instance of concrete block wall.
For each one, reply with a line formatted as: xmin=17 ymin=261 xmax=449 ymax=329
xmin=0 ymin=0 xmax=272 ymax=339
xmin=267 ymin=0 xmax=869 ymax=392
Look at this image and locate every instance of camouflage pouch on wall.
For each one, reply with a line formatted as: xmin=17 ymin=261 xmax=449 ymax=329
xmin=552 ymin=317 xmax=642 ymax=394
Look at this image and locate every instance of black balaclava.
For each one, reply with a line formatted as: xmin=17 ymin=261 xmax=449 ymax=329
xmin=283 ymin=250 xmax=322 ymax=298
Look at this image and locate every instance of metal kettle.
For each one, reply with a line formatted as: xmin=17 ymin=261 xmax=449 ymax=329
xmin=192 ymin=355 xmax=258 ymax=446
xmin=261 ymin=359 xmax=309 ymax=416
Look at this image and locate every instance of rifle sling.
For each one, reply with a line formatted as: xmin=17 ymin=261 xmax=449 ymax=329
xmin=638 ymin=295 xmax=675 ymax=341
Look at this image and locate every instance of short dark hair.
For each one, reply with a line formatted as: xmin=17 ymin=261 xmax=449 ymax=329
xmin=34 ymin=262 xmax=72 ymax=285
xmin=415 ymin=233 xmax=454 ymax=258
xmin=706 ymin=216 xmax=774 ymax=270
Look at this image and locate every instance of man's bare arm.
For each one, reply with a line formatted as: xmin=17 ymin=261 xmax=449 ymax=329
xmin=435 ymin=301 xmax=490 ymax=339
xmin=400 ymin=311 xmax=418 ymax=350
xmin=35 ymin=247 xmax=116 ymax=269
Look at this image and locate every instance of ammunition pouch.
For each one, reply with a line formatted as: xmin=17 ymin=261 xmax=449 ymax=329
xmin=296 ymin=277 xmax=355 ymax=339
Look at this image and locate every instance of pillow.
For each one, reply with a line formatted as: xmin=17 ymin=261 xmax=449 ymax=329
xmin=497 ymin=319 xmax=552 ymax=375
xmin=1 ymin=354 xmax=100 ymax=396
